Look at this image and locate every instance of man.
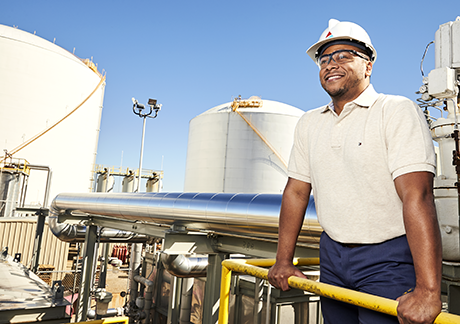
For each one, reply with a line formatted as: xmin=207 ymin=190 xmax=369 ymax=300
xmin=267 ymin=19 xmax=442 ymax=324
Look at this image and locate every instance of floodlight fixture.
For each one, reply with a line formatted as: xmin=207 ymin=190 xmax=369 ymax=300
xmin=131 ymin=97 xmax=162 ymax=193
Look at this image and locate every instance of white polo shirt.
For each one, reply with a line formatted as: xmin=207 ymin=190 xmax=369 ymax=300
xmin=288 ymin=85 xmax=436 ymax=244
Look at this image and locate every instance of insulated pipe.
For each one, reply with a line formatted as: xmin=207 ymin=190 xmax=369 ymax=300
xmin=48 ymin=212 xmax=149 ymax=243
xmin=48 ymin=192 xmax=320 ymax=244
xmin=161 ymin=253 xmax=209 ymax=278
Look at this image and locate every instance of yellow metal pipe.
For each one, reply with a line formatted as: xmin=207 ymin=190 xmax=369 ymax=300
xmin=288 ymin=276 xmax=460 ymax=324
xmin=219 ymin=259 xmax=460 ymax=324
xmin=218 ymin=264 xmax=232 ymax=324
xmin=73 ymin=316 xmax=129 ymax=324
xmin=244 ymin=257 xmax=319 ymax=267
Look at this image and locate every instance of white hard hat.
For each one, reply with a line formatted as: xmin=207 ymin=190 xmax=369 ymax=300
xmin=306 ymin=19 xmax=377 ymax=63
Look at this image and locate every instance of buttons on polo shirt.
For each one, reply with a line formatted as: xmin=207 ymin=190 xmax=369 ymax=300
xmin=331 ymin=121 xmax=342 ymax=149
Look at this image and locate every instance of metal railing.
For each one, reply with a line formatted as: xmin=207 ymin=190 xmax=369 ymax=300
xmin=74 ymin=316 xmax=129 ymax=324
xmin=218 ymin=258 xmax=460 ymax=324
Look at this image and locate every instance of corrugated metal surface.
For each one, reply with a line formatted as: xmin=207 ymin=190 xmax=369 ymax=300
xmin=0 ymin=217 xmax=69 ymax=271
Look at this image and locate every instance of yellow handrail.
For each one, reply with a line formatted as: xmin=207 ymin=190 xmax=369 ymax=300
xmin=219 ymin=258 xmax=460 ymax=324
xmin=73 ymin=316 xmax=129 ymax=324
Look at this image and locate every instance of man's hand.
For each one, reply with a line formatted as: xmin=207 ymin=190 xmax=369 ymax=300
xmin=268 ymin=261 xmax=307 ymax=291
xmin=396 ymin=287 xmax=441 ymax=324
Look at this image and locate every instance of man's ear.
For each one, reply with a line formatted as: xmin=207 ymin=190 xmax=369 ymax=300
xmin=365 ymin=61 xmax=373 ymax=78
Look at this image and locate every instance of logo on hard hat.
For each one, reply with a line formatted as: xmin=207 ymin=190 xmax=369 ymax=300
xmin=325 ymin=31 xmax=333 ymax=39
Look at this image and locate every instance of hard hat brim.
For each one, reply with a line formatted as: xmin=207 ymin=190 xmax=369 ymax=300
xmin=306 ymin=36 xmax=377 ymax=63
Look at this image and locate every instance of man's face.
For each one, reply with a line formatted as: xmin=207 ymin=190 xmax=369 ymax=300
xmin=318 ymin=44 xmax=372 ymax=101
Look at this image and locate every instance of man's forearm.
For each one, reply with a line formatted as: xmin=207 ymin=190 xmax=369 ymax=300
xmin=404 ymin=194 xmax=441 ymax=293
xmin=394 ymin=172 xmax=442 ymax=323
xmin=275 ymin=178 xmax=311 ymax=263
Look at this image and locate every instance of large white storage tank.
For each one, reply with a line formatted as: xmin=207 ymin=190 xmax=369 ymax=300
xmin=184 ymin=96 xmax=304 ymax=193
xmin=0 ymin=24 xmax=105 ymax=208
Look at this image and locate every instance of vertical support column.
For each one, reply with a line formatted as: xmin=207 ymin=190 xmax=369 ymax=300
xmin=30 ymin=208 xmax=47 ymax=273
xmin=98 ymin=243 xmax=109 ymax=288
xmin=167 ymin=276 xmax=183 ymax=324
xmin=448 ymin=283 xmax=460 ymax=315
xmin=203 ymin=253 xmax=228 ymax=324
xmin=233 ymin=276 xmax=241 ymax=323
xmin=273 ymin=304 xmax=280 ymax=324
xmin=153 ymin=253 xmax=165 ymax=323
xmin=129 ymin=243 xmax=143 ymax=307
xmin=76 ymin=224 xmax=98 ymax=322
xmin=293 ymin=302 xmax=307 ymax=324
xmin=253 ymin=278 xmax=264 ymax=324
xmin=179 ymin=278 xmax=194 ymax=324
xmin=265 ymin=283 xmax=272 ymax=324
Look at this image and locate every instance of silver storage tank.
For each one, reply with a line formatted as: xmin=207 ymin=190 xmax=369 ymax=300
xmin=0 ymin=24 xmax=106 ymax=206
xmin=0 ymin=171 xmax=21 ymax=217
xmin=184 ymin=97 xmax=304 ymax=193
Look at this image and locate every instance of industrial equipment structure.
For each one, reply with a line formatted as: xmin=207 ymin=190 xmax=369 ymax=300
xmin=417 ymin=17 xmax=460 ymax=315
xmin=1 ymin=17 xmax=460 ymax=324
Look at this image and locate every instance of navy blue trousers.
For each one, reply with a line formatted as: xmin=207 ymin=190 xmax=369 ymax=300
xmin=319 ymin=232 xmax=416 ymax=324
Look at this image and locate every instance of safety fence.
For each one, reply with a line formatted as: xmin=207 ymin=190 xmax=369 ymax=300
xmin=38 ymin=268 xmax=131 ymax=289
xmin=218 ymin=258 xmax=460 ymax=324
xmin=37 ymin=269 xmax=81 ymax=292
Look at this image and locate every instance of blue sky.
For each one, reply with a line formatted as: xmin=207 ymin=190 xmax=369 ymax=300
xmin=1 ymin=1 xmax=458 ymax=191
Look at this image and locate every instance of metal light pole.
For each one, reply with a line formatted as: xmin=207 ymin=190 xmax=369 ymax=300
xmin=132 ymin=98 xmax=161 ymax=193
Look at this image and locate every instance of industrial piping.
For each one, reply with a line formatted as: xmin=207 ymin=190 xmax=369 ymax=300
xmin=161 ymin=253 xmax=209 ymax=278
xmin=48 ymin=196 xmax=149 ymax=243
xmin=48 ymin=191 xmax=321 ymax=244
xmin=48 ymin=215 xmax=149 ymax=243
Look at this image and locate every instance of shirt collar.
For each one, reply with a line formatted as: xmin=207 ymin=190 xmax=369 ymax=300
xmin=322 ymin=84 xmax=379 ymax=113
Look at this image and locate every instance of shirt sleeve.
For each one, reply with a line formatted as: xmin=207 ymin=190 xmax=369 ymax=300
xmin=287 ymin=113 xmax=312 ymax=183
xmin=384 ymin=97 xmax=436 ymax=179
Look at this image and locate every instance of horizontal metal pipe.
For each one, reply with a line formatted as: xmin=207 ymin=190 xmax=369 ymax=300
xmin=87 ymin=308 xmax=125 ymax=319
xmin=161 ymin=253 xmax=209 ymax=278
xmin=48 ymin=192 xmax=321 ymax=244
xmin=134 ymin=275 xmax=154 ymax=287
xmin=47 ymin=216 xmax=149 ymax=243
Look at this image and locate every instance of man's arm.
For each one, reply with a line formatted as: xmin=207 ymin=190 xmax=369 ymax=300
xmin=394 ymin=171 xmax=442 ymax=324
xmin=268 ymin=177 xmax=312 ymax=291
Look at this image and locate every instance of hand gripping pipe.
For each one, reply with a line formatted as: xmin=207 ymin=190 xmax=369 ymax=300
xmin=218 ymin=258 xmax=460 ymax=324
xmin=48 ymin=191 xmax=321 ymax=244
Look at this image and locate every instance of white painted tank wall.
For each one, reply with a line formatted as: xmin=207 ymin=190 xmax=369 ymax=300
xmin=184 ymin=100 xmax=304 ymax=193
xmin=0 ymin=25 xmax=105 ymax=207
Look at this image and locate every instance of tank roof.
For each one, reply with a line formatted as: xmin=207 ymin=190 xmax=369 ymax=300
xmin=199 ymin=97 xmax=304 ymax=117
xmin=0 ymin=24 xmax=101 ymax=76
